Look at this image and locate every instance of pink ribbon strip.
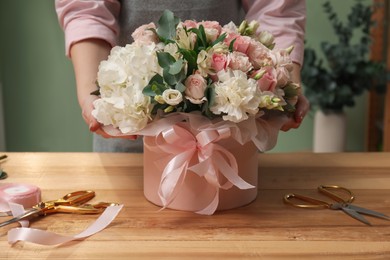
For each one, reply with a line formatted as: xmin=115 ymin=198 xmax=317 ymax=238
xmin=6 ymin=203 xmax=123 ymax=245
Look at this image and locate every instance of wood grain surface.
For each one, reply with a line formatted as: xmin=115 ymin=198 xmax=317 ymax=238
xmin=0 ymin=152 xmax=389 ymax=259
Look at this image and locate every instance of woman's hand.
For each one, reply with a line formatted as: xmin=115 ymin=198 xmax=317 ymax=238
xmin=80 ymin=94 xmax=137 ymax=140
xmin=280 ymin=62 xmax=310 ymax=131
xmin=281 ymin=93 xmax=310 ymax=131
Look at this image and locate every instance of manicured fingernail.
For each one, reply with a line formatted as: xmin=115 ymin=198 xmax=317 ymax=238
xmin=296 ymin=114 xmax=303 ymax=123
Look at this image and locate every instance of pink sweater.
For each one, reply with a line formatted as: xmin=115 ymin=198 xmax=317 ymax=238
xmin=55 ymin=0 xmax=305 ymax=65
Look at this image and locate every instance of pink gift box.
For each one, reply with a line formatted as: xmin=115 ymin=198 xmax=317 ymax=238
xmin=143 ymin=123 xmax=258 ymax=214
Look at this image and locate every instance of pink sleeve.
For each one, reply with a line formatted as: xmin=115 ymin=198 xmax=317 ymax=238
xmin=243 ymin=0 xmax=306 ymax=66
xmin=55 ymin=0 xmax=121 ymax=57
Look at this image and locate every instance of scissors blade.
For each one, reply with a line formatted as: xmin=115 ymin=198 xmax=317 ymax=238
xmin=0 ymin=208 xmax=41 ymax=228
xmin=339 ymin=205 xmax=372 ymax=226
xmin=346 ymin=204 xmax=390 ymax=221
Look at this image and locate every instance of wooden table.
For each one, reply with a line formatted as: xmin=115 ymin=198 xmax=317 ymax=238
xmin=1 ymin=152 xmax=390 ymax=259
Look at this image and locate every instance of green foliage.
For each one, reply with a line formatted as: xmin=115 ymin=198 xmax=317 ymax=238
xmin=156 ymin=9 xmax=180 ymax=43
xmin=142 ymin=74 xmax=167 ymax=96
xmin=301 ymin=0 xmax=385 ymax=112
xmin=143 ymin=10 xmax=218 ymax=116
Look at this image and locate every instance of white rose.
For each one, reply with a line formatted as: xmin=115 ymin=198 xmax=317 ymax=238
xmin=162 ymin=89 xmax=183 ymax=106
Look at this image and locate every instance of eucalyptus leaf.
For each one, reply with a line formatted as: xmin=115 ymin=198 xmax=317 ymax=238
xmin=143 ymin=74 xmax=166 ymax=96
xmin=163 ymin=68 xmax=185 ymax=86
xmin=157 ymin=9 xmax=180 ymax=42
xmin=157 ymin=52 xmax=176 ymax=68
xmin=169 ymin=59 xmax=184 ymax=75
xmin=175 ymin=82 xmax=186 ymax=92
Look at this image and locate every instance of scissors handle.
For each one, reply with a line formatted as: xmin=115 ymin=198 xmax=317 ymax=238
xmin=283 ymin=193 xmax=331 ymax=209
xmin=45 ymin=202 xmax=119 ymax=214
xmin=34 ymin=190 xmax=96 ymax=215
xmin=56 ymin=190 xmax=96 ymax=206
xmin=318 ymin=185 xmax=355 ymax=204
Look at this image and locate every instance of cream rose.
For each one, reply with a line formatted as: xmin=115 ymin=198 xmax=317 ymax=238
xmin=162 ymin=89 xmax=183 ymax=106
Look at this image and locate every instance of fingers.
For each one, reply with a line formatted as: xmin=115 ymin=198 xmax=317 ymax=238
xmin=95 ymin=128 xmax=138 ymax=140
xmin=281 ymin=94 xmax=310 ymax=132
xmin=80 ymin=95 xmax=100 ymax=131
xmin=294 ymin=94 xmax=310 ymax=123
xmin=79 ymin=95 xmax=138 ymax=139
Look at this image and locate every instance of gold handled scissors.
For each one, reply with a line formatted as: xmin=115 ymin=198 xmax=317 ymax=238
xmin=0 ymin=190 xmax=116 ymax=228
xmin=284 ymin=185 xmax=390 ymax=226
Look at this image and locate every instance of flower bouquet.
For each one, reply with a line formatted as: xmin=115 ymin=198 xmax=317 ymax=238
xmin=92 ymin=10 xmax=300 ymax=214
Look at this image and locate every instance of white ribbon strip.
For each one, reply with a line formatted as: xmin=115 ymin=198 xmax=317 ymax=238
xmin=6 ymin=204 xmax=123 ymax=245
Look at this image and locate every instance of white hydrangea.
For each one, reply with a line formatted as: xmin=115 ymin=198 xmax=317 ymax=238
xmin=93 ymin=42 xmax=162 ymax=134
xmin=210 ymin=69 xmax=261 ymax=123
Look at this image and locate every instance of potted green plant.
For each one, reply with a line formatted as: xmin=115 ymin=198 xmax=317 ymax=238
xmin=301 ymin=0 xmax=385 ymax=152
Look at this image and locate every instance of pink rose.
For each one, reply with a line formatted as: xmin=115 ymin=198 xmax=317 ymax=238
xmin=252 ymin=67 xmax=277 ymax=92
xmin=182 ymin=20 xmax=198 ymax=29
xmin=199 ymin=21 xmax=222 ymax=34
xmin=211 ymin=53 xmax=228 ymax=73
xmin=247 ymin=40 xmax=274 ymax=69
xmin=228 ymin=51 xmax=252 ymax=73
xmin=131 ymin=22 xmax=158 ymax=44
xmin=196 ymin=21 xmax=221 ymax=42
xmin=185 ymin=73 xmax=207 ymax=104
xmin=223 ymin=33 xmax=251 ymax=54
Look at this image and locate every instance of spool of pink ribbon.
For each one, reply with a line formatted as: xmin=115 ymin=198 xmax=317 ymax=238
xmin=0 ymin=183 xmax=41 ymax=212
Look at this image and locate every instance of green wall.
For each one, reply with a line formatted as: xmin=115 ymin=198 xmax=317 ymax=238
xmin=0 ymin=0 xmax=91 ymax=151
xmin=273 ymin=0 xmax=370 ymax=152
xmin=0 ymin=0 xmax=370 ymax=152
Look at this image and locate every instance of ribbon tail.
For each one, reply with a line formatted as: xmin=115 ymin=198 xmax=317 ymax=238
xmin=158 ymin=163 xmax=187 ymax=208
xmin=8 ymin=205 xmax=123 ymax=245
xmin=158 ymin=150 xmax=194 ymax=208
xmin=195 ymin=188 xmax=219 ymax=215
xmin=214 ymin=149 xmax=255 ymax=190
xmin=9 ymin=202 xmax=30 ymax=227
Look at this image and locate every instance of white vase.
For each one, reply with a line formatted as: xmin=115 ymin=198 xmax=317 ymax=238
xmin=313 ymin=110 xmax=347 ymax=153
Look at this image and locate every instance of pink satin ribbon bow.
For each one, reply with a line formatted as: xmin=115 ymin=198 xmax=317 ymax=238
xmin=153 ymin=125 xmax=255 ymax=215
